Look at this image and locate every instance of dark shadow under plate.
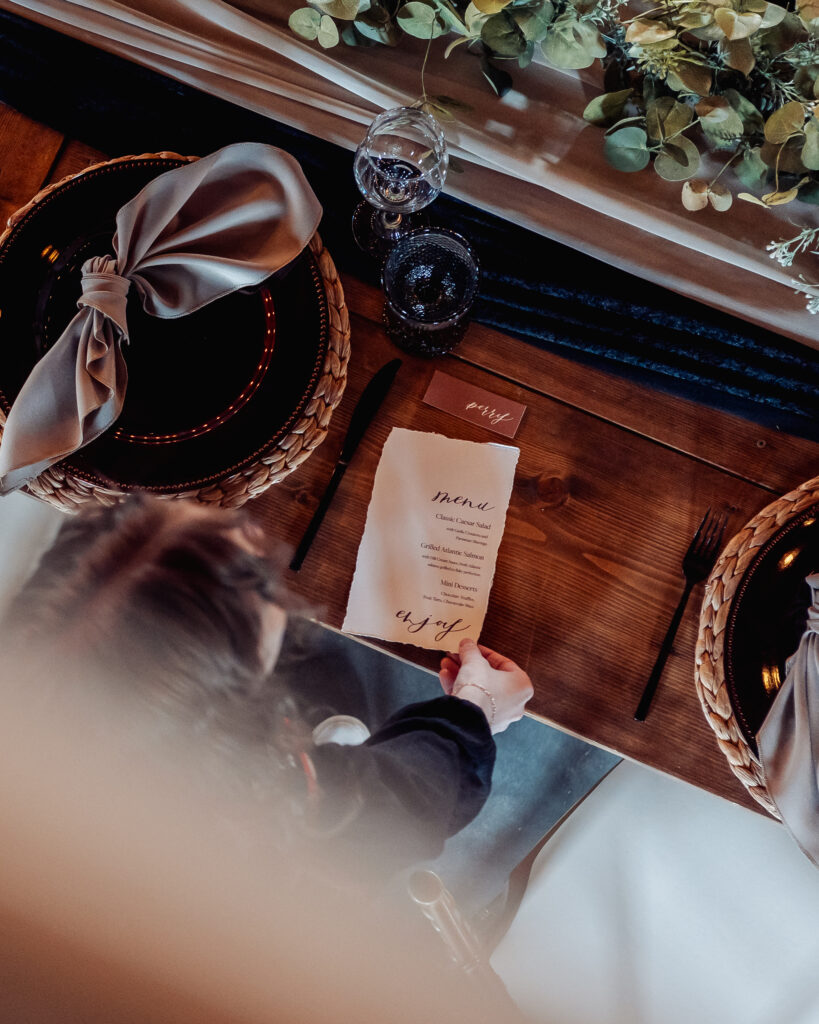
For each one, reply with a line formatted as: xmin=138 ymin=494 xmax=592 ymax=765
xmin=725 ymin=504 xmax=819 ymax=750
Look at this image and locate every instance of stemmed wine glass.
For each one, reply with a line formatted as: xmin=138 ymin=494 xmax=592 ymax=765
xmin=352 ymin=106 xmax=448 ymax=257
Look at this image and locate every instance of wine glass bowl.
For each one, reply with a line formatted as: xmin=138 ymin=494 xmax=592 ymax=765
xmin=352 ymin=106 xmax=448 ymax=255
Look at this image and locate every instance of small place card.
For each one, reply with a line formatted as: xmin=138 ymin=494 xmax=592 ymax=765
xmin=422 ymin=370 xmax=526 ymax=438
xmin=342 ymin=428 xmax=519 ymax=651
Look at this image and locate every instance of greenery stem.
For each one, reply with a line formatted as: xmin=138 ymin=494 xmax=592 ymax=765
xmin=707 ymin=149 xmax=742 ymax=189
xmin=420 ymin=22 xmax=434 ymax=104
xmin=664 ymin=116 xmax=701 ymax=143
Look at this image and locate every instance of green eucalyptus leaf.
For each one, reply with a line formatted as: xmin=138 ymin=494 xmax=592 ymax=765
xmin=357 ymin=2 xmax=389 ymax=25
xmin=396 ymin=1 xmax=445 ymax=37
xmin=802 ymin=117 xmax=819 ymax=169
xmin=760 ymin=137 xmax=808 ymax=173
xmin=764 ymin=100 xmax=806 ymax=144
xmin=654 ymin=135 xmax=700 ymax=180
xmin=758 ymin=12 xmax=808 ymax=58
xmin=696 ymin=97 xmax=745 ymax=148
xmin=472 ymin=0 xmax=513 ymax=14
xmin=713 ymin=7 xmax=762 ymax=40
xmin=759 ymin=1 xmax=787 ymax=28
xmin=432 ymin=93 xmax=472 ymax=112
xmin=481 ymin=10 xmax=527 ymax=55
xmin=515 ymin=3 xmax=554 ymax=42
xmin=794 ymin=65 xmax=819 ymax=100
xmin=676 ymin=8 xmax=712 ymax=30
xmin=748 ymin=178 xmax=809 ymax=205
xmin=518 ymin=41 xmax=535 ymax=67
xmin=797 ymin=0 xmax=819 ymax=29
xmin=314 ymin=0 xmax=360 ymax=19
xmin=734 ymin=146 xmax=768 ymax=188
xmin=796 ymin=180 xmax=819 ymax=203
xmin=480 ymin=55 xmax=513 ymax=95
xmin=464 ymin=2 xmax=488 ymax=34
xmin=434 ymin=1 xmax=466 ymax=32
xmin=542 ymin=12 xmax=605 ymax=70
xmin=603 ymin=126 xmax=650 ymax=172
xmin=723 ymin=89 xmax=764 ymax=134
xmin=288 ymin=7 xmax=321 ymax=39
xmin=317 ymin=13 xmax=340 ymax=45
xmin=625 ymin=18 xmax=676 ymax=44
xmin=422 ymin=100 xmax=456 ymax=121
xmin=354 ymin=13 xmax=400 ymax=43
xmin=604 ymin=115 xmax=647 ymax=134
xmin=719 ymin=37 xmax=755 ymax=76
xmin=701 ymin=128 xmax=741 ymax=152
xmin=670 ymin=61 xmax=711 ymax=97
xmin=646 ymin=97 xmax=693 ymax=143
xmin=582 ymin=88 xmax=633 ymax=126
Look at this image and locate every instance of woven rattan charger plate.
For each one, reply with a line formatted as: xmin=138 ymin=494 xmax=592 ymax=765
xmin=696 ymin=474 xmax=819 ymax=817
xmin=0 ymin=152 xmax=350 ymax=512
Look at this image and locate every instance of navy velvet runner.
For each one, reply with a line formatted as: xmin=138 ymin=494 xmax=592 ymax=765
xmin=0 ymin=9 xmax=816 ymax=438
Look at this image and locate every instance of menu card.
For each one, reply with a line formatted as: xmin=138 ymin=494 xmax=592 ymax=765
xmin=342 ymin=428 xmax=519 ymax=650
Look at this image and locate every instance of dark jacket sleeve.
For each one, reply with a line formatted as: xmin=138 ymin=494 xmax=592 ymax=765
xmin=309 ymin=696 xmax=495 ymax=875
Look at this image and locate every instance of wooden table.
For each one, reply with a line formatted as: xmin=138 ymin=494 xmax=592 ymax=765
xmin=3 ymin=102 xmax=818 ymax=814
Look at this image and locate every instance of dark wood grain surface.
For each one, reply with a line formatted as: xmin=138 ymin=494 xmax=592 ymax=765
xmin=5 ymin=107 xmax=818 ymax=814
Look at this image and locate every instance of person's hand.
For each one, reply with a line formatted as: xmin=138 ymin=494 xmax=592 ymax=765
xmin=438 ymin=638 xmax=533 ymax=734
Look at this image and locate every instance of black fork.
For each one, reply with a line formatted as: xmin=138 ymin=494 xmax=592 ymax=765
xmin=634 ymin=508 xmax=728 ymax=722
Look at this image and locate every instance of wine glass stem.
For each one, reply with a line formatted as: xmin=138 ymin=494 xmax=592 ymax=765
xmin=380 ymin=211 xmax=403 ymax=230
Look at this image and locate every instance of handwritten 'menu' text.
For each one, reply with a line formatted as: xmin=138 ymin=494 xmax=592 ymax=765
xmin=431 ymin=490 xmax=495 ymax=512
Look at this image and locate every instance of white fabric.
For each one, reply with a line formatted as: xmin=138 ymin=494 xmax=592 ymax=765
xmin=758 ymin=574 xmax=819 ymax=869
xmin=492 ymin=759 xmax=819 ymax=1024
xmin=0 ymin=492 xmax=63 ymax=623
xmin=2 ymin=0 xmax=818 ymax=350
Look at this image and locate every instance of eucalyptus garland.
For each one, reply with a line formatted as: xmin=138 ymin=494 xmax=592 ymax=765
xmin=288 ymin=0 xmax=819 ymax=312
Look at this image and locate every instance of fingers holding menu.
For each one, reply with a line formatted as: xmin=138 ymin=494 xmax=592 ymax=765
xmin=441 ymin=638 xmax=534 ymax=734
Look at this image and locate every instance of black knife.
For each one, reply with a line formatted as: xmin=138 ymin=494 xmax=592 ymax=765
xmin=289 ymin=358 xmax=402 ymax=572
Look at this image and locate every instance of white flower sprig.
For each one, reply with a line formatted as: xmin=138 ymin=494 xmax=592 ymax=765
xmin=791 ymin=275 xmax=819 ymax=314
xmin=766 ymin=226 xmax=819 ymax=268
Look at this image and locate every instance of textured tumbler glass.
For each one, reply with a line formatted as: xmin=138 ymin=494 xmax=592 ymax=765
xmin=381 ymin=228 xmax=479 ymax=357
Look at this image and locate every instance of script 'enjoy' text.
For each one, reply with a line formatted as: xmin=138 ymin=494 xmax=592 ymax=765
xmin=395 ymin=610 xmax=471 ymax=643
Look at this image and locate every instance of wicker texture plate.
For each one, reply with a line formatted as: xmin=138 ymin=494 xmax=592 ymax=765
xmin=0 ymin=152 xmax=350 ymax=511
xmin=696 ymin=475 xmax=819 ymax=817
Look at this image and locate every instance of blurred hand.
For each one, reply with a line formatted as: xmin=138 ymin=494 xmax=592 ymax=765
xmin=439 ymin=638 xmax=533 ymax=734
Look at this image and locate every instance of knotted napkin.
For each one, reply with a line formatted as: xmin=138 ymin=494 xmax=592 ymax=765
xmin=0 ymin=142 xmax=322 ymax=494
xmin=758 ymin=573 xmax=819 ymax=866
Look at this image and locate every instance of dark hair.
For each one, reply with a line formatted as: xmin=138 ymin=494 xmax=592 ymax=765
xmin=2 ymin=496 xmax=293 ymax=750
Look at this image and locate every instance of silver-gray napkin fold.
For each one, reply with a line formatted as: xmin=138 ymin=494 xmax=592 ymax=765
xmin=0 ymin=141 xmax=322 ymax=494
xmin=758 ymin=572 xmax=819 ymax=867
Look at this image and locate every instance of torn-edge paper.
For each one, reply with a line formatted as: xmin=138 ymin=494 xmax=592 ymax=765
xmin=342 ymin=428 xmax=519 ymax=650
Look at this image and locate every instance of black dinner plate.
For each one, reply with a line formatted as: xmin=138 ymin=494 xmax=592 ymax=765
xmin=0 ymin=156 xmax=328 ymax=491
xmin=724 ymin=503 xmax=819 ymax=750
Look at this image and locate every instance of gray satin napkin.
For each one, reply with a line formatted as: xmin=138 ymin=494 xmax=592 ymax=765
xmin=758 ymin=573 xmax=819 ymax=866
xmin=0 ymin=142 xmax=322 ymax=494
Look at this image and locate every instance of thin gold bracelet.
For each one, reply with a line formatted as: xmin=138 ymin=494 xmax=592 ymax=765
xmin=452 ymin=682 xmax=496 ymax=726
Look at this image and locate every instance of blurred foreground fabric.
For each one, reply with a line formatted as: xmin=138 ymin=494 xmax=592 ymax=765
xmin=492 ymin=759 xmax=819 ymax=1024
